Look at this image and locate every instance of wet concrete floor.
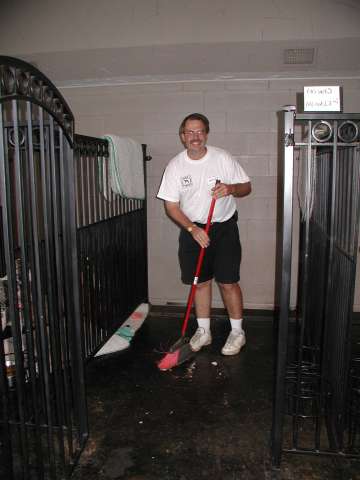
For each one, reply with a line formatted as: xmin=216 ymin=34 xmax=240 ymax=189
xmin=71 ymin=312 xmax=360 ymax=480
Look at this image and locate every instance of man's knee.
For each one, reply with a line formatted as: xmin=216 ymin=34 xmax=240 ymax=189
xmin=217 ymin=282 xmax=240 ymax=293
xmin=197 ymin=279 xmax=212 ymax=290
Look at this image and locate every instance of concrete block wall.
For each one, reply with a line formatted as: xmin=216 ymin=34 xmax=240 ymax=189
xmin=61 ymin=77 xmax=360 ymax=310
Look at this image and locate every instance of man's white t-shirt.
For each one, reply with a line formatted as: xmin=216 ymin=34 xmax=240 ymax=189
xmin=157 ymin=146 xmax=250 ymax=224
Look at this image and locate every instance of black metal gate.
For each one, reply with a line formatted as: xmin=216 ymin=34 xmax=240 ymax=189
xmin=0 ymin=56 xmax=151 ymax=479
xmin=272 ymin=107 xmax=360 ymax=466
xmin=0 ymin=57 xmax=87 ymax=479
xmin=74 ymin=135 xmax=149 ymax=360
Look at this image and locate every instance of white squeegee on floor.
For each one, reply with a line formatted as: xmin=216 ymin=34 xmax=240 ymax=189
xmin=95 ymin=303 xmax=149 ymax=357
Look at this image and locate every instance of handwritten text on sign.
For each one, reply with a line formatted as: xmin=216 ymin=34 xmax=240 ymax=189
xmin=304 ymin=86 xmax=341 ymax=112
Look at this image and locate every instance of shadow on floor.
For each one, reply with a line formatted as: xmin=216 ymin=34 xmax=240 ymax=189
xmin=71 ymin=314 xmax=360 ymax=480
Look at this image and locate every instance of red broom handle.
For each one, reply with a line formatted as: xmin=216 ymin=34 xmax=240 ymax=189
xmin=181 ymin=180 xmax=220 ymax=337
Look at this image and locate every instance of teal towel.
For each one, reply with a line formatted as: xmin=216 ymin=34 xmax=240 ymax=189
xmin=103 ymin=134 xmax=145 ymax=200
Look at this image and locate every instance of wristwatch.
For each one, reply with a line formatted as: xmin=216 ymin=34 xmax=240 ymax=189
xmin=187 ymin=225 xmax=195 ymax=233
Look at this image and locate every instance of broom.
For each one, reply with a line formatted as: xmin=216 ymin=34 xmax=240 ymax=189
xmin=157 ymin=180 xmax=220 ymax=371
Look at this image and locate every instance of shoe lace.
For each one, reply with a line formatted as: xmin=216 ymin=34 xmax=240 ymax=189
xmin=192 ymin=327 xmax=206 ymax=343
xmin=225 ymin=330 xmax=243 ymax=348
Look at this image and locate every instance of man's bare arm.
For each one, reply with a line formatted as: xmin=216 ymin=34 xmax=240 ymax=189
xmin=212 ymin=181 xmax=251 ymax=199
xmin=164 ymin=201 xmax=210 ymax=248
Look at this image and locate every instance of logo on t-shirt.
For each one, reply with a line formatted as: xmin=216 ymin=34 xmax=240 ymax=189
xmin=181 ymin=175 xmax=193 ymax=188
xmin=207 ymin=177 xmax=218 ymax=187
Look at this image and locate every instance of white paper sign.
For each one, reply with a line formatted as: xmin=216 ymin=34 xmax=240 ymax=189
xmin=304 ymin=86 xmax=341 ymax=112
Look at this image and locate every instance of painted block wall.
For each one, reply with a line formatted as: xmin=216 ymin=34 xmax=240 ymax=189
xmin=60 ymin=78 xmax=360 ymax=310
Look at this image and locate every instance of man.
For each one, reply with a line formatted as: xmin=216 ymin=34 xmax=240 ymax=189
xmin=157 ymin=113 xmax=251 ymax=355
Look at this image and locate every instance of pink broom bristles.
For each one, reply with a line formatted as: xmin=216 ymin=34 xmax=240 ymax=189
xmin=157 ymin=351 xmax=181 ymax=371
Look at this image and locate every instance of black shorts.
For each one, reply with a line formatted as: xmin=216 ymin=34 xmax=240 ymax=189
xmin=178 ymin=212 xmax=241 ymax=285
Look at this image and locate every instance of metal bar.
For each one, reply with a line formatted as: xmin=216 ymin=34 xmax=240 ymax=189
xmin=10 ymin=99 xmax=31 ymax=477
xmin=74 ymin=152 xmax=81 ymax=228
xmin=98 ymin=154 xmax=104 ymax=222
xmin=319 ymin=122 xmax=339 ymax=450
xmin=25 ymin=101 xmax=47 ymax=478
xmin=316 ymin=149 xmax=332 ymax=453
xmin=283 ymin=448 xmax=360 ymax=458
xmin=296 ymin=142 xmax=359 ymax=147
xmin=48 ymin=116 xmax=68 ymax=470
xmin=296 ymin=113 xmax=360 ymax=121
xmin=104 ymin=157 xmax=110 ymax=220
xmin=80 ymin=154 xmax=86 ymax=228
xmin=0 ymin=100 xmax=14 ymax=480
xmin=38 ymin=108 xmax=58 ymax=476
xmin=293 ymin=124 xmax=314 ymax=450
xmin=86 ymin=153 xmax=92 ymax=225
xmin=64 ymin=138 xmax=88 ymax=443
xmin=345 ymin=148 xmax=352 ymax=253
xmin=271 ymin=107 xmax=295 ymax=467
xmin=335 ymin=146 xmax=341 ymax=249
xmin=351 ymin=147 xmax=360 ymax=259
xmin=92 ymin=150 xmax=99 ymax=223
xmin=342 ymin=147 xmax=360 ymax=449
xmin=141 ymin=145 xmax=149 ymax=303
xmin=57 ymin=129 xmax=77 ymax=463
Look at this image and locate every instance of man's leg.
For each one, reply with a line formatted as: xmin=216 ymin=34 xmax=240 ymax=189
xmin=190 ymin=280 xmax=212 ymax=352
xmin=218 ymin=282 xmax=246 ymax=355
xmin=194 ymin=279 xmax=212 ymax=318
xmin=218 ymin=282 xmax=243 ymax=320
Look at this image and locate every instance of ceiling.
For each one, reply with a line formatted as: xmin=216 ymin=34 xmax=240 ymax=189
xmin=17 ymin=37 xmax=360 ymax=87
xmin=1 ymin=0 xmax=360 ymax=87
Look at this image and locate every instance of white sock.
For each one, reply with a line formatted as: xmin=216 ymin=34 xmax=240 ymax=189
xmin=197 ymin=318 xmax=211 ymax=332
xmin=230 ymin=318 xmax=243 ymax=333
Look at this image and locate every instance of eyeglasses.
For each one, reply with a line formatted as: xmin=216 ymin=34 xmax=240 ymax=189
xmin=182 ymin=129 xmax=206 ymax=137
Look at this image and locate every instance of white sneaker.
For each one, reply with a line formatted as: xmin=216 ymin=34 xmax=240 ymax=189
xmin=189 ymin=327 xmax=212 ymax=352
xmin=221 ymin=330 xmax=246 ymax=356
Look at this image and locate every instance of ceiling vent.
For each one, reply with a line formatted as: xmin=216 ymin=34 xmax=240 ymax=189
xmin=283 ymin=48 xmax=315 ymax=65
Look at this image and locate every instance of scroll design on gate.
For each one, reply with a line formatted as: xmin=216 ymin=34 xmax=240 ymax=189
xmin=0 ymin=56 xmax=74 ymax=144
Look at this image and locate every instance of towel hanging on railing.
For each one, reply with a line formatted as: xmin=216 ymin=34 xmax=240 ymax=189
xmin=103 ymin=135 xmax=145 ymax=200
